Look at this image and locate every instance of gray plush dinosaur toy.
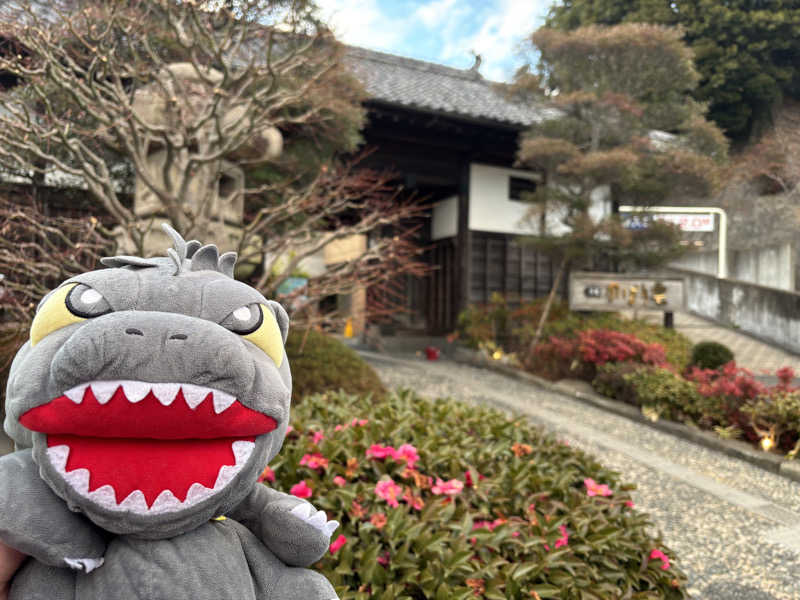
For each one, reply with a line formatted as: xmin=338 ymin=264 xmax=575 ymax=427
xmin=0 ymin=224 xmax=339 ymax=599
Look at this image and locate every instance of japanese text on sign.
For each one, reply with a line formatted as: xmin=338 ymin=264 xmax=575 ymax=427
xmin=623 ymin=213 xmax=714 ymax=232
xmin=569 ymin=273 xmax=684 ymax=313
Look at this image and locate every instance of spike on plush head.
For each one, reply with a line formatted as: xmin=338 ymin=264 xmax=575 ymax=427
xmin=100 ymin=223 xmax=238 ymax=278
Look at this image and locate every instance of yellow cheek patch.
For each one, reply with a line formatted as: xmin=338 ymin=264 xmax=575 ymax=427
xmin=243 ymin=304 xmax=284 ymax=368
xmin=30 ymin=283 xmax=85 ymax=346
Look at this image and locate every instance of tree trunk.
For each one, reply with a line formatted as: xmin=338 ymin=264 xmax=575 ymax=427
xmin=528 ymin=255 xmax=569 ymax=357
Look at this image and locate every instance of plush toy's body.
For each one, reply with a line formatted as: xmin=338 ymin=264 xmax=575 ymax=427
xmin=0 ymin=226 xmax=339 ymax=599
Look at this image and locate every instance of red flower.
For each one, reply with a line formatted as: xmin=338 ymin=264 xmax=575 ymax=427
xmin=394 ymin=443 xmax=420 ymax=468
xmin=370 ymin=513 xmax=387 ymax=529
xmin=299 ymin=453 xmax=329 ymax=470
xmin=332 ymin=475 xmax=347 ymax=487
xmin=257 ymin=466 xmax=275 ymax=483
xmin=554 ymin=525 xmax=569 ymax=548
xmin=375 ymin=479 xmax=402 ymax=507
xmin=366 ymin=444 xmax=397 ymax=459
xmin=329 ymin=534 xmax=347 ymax=554
xmin=650 ymin=548 xmax=670 ymax=570
xmin=377 ymin=551 xmax=390 ymax=566
xmin=584 ymin=478 xmax=612 ymax=497
xmin=431 ymin=477 xmax=464 ymax=496
xmin=311 ymin=430 xmax=325 ymax=445
xmin=290 ymin=480 xmax=312 ymax=499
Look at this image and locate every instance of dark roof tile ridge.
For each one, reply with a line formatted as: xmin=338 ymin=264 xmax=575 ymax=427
xmin=345 ymin=45 xmax=491 ymax=83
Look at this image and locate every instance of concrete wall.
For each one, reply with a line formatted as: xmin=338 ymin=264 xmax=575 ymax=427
xmin=670 ymin=242 xmax=795 ymax=291
xmin=671 ymin=267 xmax=800 ymax=354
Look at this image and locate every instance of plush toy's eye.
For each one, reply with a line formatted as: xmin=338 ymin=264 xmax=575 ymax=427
xmin=30 ymin=282 xmax=110 ymax=346
xmin=222 ymin=303 xmax=284 ymax=367
xmin=65 ymin=283 xmax=113 ymax=319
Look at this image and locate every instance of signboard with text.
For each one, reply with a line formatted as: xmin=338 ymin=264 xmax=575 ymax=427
xmin=622 ymin=212 xmax=714 ymax=232
xmin=569 ymin=272 xmax=685 ymax=312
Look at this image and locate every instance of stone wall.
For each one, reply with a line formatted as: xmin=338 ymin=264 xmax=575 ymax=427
xmin=670 ymin=267 xmax=800 ymax=355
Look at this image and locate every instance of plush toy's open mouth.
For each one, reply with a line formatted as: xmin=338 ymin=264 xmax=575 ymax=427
xmin=19 ymin=380 xmax=277 ymax=515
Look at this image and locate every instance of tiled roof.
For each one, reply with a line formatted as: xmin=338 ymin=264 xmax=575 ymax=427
xmin=345 ymin=46 xmax=556 ymax=128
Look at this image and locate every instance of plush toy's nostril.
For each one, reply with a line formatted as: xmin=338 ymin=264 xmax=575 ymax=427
xmin=125 ymin=328 xmax=144 ymax=336
xmin=169 ymin=333 xmax=188 ymax=340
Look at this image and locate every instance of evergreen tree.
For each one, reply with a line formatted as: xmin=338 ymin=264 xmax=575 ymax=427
xmin=546 ymin=0 xmax=800 ymax=142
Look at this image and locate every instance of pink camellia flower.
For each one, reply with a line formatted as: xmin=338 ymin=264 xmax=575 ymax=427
xmin=334 ymin=424 xmax=344 ymax=432
xmin=257 ymin=466 xmax=275 ymax=483
xmin=650 ymin=549 xmax=671 ymax=570
xmin=366 ymin=444 xmax=397 ymax=460
xmin=312 ymin=430 xmax=325 ymax=445
xmin=555 ymin=525 xmax=569 ymax=549
xmin=290 ymin=480 xmax=312 ymax=499
xmin=358 ymin=419 xmax=369 ymax=426
xmin=299 ymin=453 xmax=329 ymax=470
xmin=329 ymin=534 xmax=347 ymax=554
xmin=333 ymin=476 xmax=347 ymax=487
xmin=394 ymin=444 xmax=419 ymax=469
xmin=374 ymin=479 xmax=402 ymax=508
xmin=625 ymin=500 xmax=634 ymax=508
xmin=584 ymin=478 xmax=613 ymax=497
xmin=286 ymin=425 xmax=294 ymax=434
xmin=377 ymin=551 xmax=390 ymax=566
xmin=431 ymin=477 xmax=464 ymax=496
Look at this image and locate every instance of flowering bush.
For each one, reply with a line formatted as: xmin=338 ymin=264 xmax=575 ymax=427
xmin=268 ymin=389 xmax=688 ymax=598
xmin=533 ymin=329 xmax=668 ymax=382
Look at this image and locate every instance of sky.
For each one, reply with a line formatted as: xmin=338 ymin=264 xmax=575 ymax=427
xmin=314 ymin=0 xmax=553 ymax=82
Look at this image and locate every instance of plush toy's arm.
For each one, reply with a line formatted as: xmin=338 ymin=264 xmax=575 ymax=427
xmin=0 ymin=450 xmax=106 ymax=572
xmin=229 ymin=485 xmax=339 ymax=567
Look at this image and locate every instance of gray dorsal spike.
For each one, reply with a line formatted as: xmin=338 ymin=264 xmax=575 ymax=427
xmin=100 ymin=256 xmax=161 ymax=268
xmin=190 ymin=244 xmax=220 ymax=272
xmin=185 ymin=240 xmax=202 ymax=258
xmin=161 ymin=222 xmax=187 ymax=262
xmin=166 ymin=248 xmax=183 ymax=275
xmin=218 ymin=252 xmax=237 ymax=278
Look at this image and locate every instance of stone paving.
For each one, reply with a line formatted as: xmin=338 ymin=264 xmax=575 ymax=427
xmin=361 ymin=351 xmax=800 ymax=600
xmin=621 ymin=309 xmax=800 ymax=375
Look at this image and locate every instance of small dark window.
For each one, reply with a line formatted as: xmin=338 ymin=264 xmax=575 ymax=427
xmin=509 ymin=176 xmax=537 ymax=200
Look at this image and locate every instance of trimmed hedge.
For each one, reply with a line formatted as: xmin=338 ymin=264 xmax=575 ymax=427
xmin=269 ymin=389 xmax=688 ymax=599
xmin=285 ymin=329 xmax=386 ymax=403
xmin=689 ymin=341 xmax=734 ymax=371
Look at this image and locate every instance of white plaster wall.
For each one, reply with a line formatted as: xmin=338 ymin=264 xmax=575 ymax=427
xmin=468 ymin=163 xmax=541 ymax=235
xmin=467 ymin=163 xmax=611 ymax=235
xmin=431 ymin=195 xmax=458 ymax=240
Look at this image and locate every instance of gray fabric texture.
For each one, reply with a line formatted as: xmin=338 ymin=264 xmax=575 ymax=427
xmin=2 ymin=227 xmax=338 ymax=599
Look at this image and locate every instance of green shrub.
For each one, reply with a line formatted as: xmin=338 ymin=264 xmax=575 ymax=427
xmin=689 ymin=341 xmax=734 ymax=371
xmin=270 ymin=389 xmax=688 ymax=598
xmin=624 ymin=367 xmax=705 ymax=422
xmin=286 ymin=329 xmax=385 ymax=403
xmin=742 ymin=391 xmax=800 ymax=454
xmin=591 ymin=362 xmax=643 ymax=406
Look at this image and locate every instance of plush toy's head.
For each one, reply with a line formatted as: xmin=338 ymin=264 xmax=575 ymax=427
xmin=4 ymin=225 xmax=291 ymax=539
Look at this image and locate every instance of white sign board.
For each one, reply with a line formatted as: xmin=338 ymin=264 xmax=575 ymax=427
xmin=623 ymin=213 xmax=714 ymax=232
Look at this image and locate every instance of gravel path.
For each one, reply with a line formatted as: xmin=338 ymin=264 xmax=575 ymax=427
xmin=362 ymin=352 xmax=800 ymax=600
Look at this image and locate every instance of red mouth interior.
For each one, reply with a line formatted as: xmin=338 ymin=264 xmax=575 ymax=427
xmin=20 ymin=385 xmax=277 ymax=508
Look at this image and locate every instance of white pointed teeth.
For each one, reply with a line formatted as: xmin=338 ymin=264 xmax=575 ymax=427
xmin=119 ymin=490 xmax=148 ymax=513
xmin=232 ymin=441 xmax=255 ymax=466
xmin=323 ymin=520 xmax=340 ymax=536
xmin=64 ymin=557 xmax=104 ymax=573
xmin=152 ymin=383 xmax=180 ymax=406
xmin=181 ymin=384 xmax=209 ymax=409
xmin=212 ymin=390 xmax=236 ymax=414
xmin=291 ymin=502 xmax=313 ymax=520
xmin=64 ymin=384 xmax=87 ymax=404
xmin=308 ymin=510 xmax=327 ymax=529
xmin=47 ymin=444 xmax=70 ymax=472
xmin=91 ymin=381 xmax=119 ymax=405
xmin=60 ymin=380 xmax=238 ymax=410
xmin=64 ymin=468 xmax=91 ymax=495
xmin=290 ymin=504 xmax=339 ymax=536
xmin=151 ymin=489 xmax=181 ymax=512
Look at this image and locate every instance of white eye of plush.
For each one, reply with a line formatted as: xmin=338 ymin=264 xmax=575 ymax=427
xmin=80 ymin=289 xmax=103 ymax=305
xmin=233 ymin=306 xmax=251 ymax=321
